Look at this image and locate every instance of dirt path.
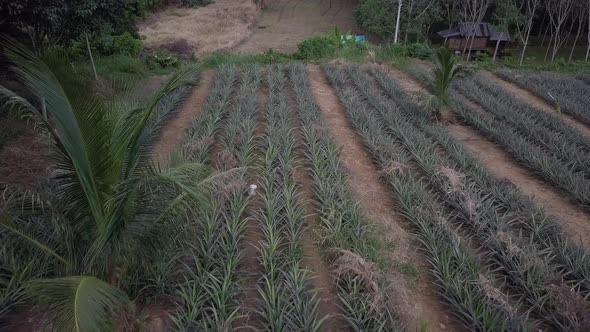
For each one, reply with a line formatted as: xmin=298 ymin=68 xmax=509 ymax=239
xmin=481 ymin=71 xmax=590 ymax=138
xmin=236 ymin=0 xmax=359 ymax=54
xmin=234 ymin=84 xmax=269 ymax=329
xmin=448 ymin=123 xmax=590 ymax=247
xmin=306 ymin=65 xmax=454 ymax=331
xmin=384 ymin=66 xmax=590 ymax=247
xmin=287 ymin=83 xmax=347 ymax=330
xmin=154 ymin=70 xmax=214 ymax=158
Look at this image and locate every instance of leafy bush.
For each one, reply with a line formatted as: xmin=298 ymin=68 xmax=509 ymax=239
xmin=146 ymin=49 xmax=180 ymax=69
xmin=405 ymin=42 xmax=433 ymax=59
xmin=295 ymin=36 xmax=338 ymax=60
xmin=113 ymin=32 xmax=143 ymax=56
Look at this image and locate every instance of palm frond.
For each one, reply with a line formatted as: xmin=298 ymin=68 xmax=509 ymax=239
xmin=28 ymin=276 xmax=132 ymax=332
xmin=2 ymin=38 xmax=106 ymax=228
xmin=0 ymin=215 xmax=68 ymax=265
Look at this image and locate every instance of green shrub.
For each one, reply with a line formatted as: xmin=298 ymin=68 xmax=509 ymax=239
xmin=406 ymin=42 xmax=433 ymax=59
xmin=295 ymin=36 xmax=338 ymax=60
xmin=354 ymin=0 xmax=394 ymax=39
xmin=95 ymin=55 xmax=147 ymax=80
xmin=146 ymin=49 xmax=180 ymax=69
xmin=113 ymin=32 xmax=143 ymax=56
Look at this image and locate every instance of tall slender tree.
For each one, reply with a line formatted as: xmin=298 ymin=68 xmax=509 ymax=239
xmin=546 ymin=0 xmax=574 ymax=62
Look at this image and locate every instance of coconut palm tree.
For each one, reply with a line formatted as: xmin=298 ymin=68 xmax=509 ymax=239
xmin=0 ymin=41 xmax=215 ymax=330
xmin=425 ymin=47 xmax=461 ymax=120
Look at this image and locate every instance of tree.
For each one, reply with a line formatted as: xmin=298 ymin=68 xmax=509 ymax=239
xmin=0 ymin=0 xmax=133 ymax=50
xmin=425 ymin=47 xmax=461 ymax=121
xmin=569 ymin=1 xmax=589 ymax=62
xmin=401 ymin=0 xmax=441 ymax=42
xmin=0 ymin=41 xmax=214 ymax=329
xmin=546 ymin=0 xmax=574 ymax=62
xmin=394 ymin=0 xmax=403 ymax=43
xmin=456 ymin=0 xmax=493 ymax=61
xmin=496 ymin=0 xmax=540 ymax=66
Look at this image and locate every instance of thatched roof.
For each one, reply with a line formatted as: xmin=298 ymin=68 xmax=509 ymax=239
xmin=438 ymin=23 xmax=511 ymax=41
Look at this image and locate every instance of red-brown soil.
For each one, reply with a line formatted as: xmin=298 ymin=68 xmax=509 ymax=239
xmin=287 ymin=84 xmax=347 ymax=331
xmin=306 ymin=64 xmax=455 ymax=331
xmin=154 ymin=70 xmax=215 ymax=159
xmin=481 ymin=71 xmax=590 ymax=138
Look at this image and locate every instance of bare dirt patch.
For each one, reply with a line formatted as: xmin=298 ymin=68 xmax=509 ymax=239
xmin=306 ymin=65 xmax=455 ymax=331
xmin=481 ymin=71 xmax=590 ymax=138
xmin=154 ymin=70 xmax=215 ymax=159
xmin=236 ymin=0 xmax=360 ymax=54
xmin=139 ymin=1 xmax=258 ymax=57
xmin=0 ymin=120 xmax=49 ymax=190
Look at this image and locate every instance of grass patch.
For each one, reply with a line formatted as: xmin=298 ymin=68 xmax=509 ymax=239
xmin=76 ymin=54 xmax=182 ymax=82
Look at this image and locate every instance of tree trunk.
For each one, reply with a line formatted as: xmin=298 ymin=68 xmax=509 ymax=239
xmin=86 ymin=35 xmax=98 ymax=81
xmin=519 ymin=19 xmax=534 ymax=66
xmin=569 ymin=19 xmax=584 ymax=62
xmin=394 ymin=0 xmax=403 ymax=44
xmin=544 ymin=33 xmax=553 ymax=63
xmin=493 ymin=39 xmax=501 ymax=62
xmin=540 ymin=22 xmax=551 ymax=47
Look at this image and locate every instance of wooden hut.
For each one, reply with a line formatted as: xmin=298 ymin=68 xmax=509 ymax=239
xmin=438 ymin=23 xmax=511 ymax=58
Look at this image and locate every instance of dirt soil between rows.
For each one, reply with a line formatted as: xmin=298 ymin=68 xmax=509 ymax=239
xmin=481 ymin=71 xmax=590 ymax=138
xmin=236 ymin=0 xmax=360 ymax=54
xmin=306 ymin=64 xmax=455 ymax=332
xmin=154 ymin=70 xmax=215 ymax=158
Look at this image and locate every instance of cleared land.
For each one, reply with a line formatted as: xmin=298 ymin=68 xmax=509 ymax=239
xmin=138 ymin=0 xmax=258 ymax=56
xmin=236 ymin=0 xmax=360 ymax=54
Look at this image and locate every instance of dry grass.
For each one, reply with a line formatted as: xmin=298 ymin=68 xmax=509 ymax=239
xmin=138 ymin=0 xmax=258 ymax=56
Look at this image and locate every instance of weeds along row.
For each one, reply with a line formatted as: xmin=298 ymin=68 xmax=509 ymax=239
xmin=369 ymin=67 xmax=590 ymax=299
xmin=325 ymin=64 xmax=590 ymax=331
xmin=286 ymin=63 xmax=404 ymax=331
xmin=495 ymin=69 xmax=590 ymax=126
xmin=402 ymin=65 xmax=590 ymax=212
xmin=323 ymin=65 xmax=530 ymax=331
xmin=171 ymin=67 xmax=259 ymax=330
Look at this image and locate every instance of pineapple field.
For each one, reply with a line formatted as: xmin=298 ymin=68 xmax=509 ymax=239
xmin=155 ymin=63 xmax=590 ymax=331
xmin=2 ymin=58 xmax=590 ymax=332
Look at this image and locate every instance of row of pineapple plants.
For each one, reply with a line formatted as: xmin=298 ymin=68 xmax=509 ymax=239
xmin=399 ymin=64 xmax=590 ymax=211
xmin=286 ymin=63 xmax=404 ymax=331
xmin=253 ymin=65 xmax=324 ymax=331
xmin=344 ymin=64 xmax=590 ymax=331
xmin=453 ymin=74 xmax=590 ymax=177
xmin=495 ymin=69 xmax=590 ymax=125
xmin=372 ymin=64 xmax=590 ymax=303
xmin=170 ymin=67 xmax=256 ymax=330
xmin=323 ymin=65 xmax=531 ymax=331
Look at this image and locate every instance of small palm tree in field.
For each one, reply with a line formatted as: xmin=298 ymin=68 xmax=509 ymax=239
xmin=426 ymin=47 xmax=461 ymax=120
xmin=0 ymin=41 xmax=214 ymax=330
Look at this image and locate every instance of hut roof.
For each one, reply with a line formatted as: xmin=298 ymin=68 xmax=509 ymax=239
xmin=438 ymin=22 xmax=511 ymax=41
